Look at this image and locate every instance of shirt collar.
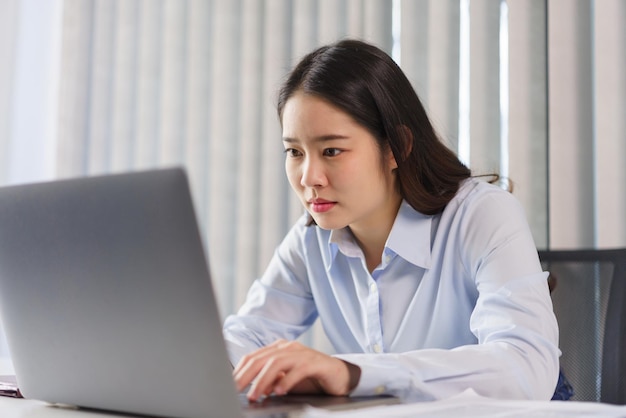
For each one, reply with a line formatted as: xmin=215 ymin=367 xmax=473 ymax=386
xmin=324 ymin=228 xmax=361 ymax=271
xmin=385 ymin=200 xmax=432 ymax=269
xmin=324 ymin=200 xmax=432 ymax=270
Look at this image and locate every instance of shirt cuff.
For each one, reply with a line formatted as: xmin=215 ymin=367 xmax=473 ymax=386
xmin=333 ymin=353 xmax=424 ymax=401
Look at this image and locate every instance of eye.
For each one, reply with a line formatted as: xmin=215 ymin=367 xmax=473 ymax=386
xmin=284 ymin=148 xmax=303 ymax=158
xmin=323 ymin=148 xmax=342 ymax=157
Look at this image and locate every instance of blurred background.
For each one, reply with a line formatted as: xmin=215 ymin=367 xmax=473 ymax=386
xmin=0 ymin=0 xmax=624 ymax=370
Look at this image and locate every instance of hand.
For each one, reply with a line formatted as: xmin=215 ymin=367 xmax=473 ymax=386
xmin=233 ymin=339 xmax=360 ymax=401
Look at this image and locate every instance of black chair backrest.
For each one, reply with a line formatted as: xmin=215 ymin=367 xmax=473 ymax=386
xmin=538 ymin=249 xmax=626 ymax=404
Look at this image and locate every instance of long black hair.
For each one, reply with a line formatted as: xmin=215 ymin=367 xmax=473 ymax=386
xmin=277 ymin=39 xmax=472 ymax=215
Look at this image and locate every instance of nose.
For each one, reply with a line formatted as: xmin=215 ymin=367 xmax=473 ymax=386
xmin=300 ymin=156 xmax=326 ymax=188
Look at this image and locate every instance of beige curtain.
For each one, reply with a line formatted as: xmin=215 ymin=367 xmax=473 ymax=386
xmin=0 ymin=0 xmax=18 ymax=185
xmin=399 ymin=0 xmax=549 ymax=247
xmin=1 ymin=0 xmax=625 ymax=362
xmin=508 ymin=0 xmax=549 ymax=248
xmin=51 ymin=0 xmax=394 ymax=324
xmin=548 ymin=0 xmax=626 ymax=248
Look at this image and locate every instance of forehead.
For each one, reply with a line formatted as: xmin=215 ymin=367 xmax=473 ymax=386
xmin=281 ymin=92 xmax=362 ymax=137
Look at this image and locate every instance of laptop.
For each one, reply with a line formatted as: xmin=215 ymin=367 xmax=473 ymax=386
xmin=0 ymin=168 xmax=397 ymax=418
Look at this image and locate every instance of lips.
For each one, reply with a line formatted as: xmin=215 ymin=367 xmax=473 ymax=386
xmin=308 ymin=198 xmax=336 ymax=213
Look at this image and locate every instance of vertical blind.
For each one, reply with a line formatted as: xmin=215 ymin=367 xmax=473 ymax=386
xmin=548 ymin=0 xmax=626 ymax=249
xmin=0 ymin=0 xmax=625 ymax=359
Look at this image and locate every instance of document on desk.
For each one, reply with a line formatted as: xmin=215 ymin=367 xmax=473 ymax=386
xmin=301 ymin=389 xmax=626 ymax=418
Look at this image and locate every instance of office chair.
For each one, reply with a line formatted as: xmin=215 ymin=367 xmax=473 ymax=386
xmin=538 ymin=248 xmax=626 ymax=404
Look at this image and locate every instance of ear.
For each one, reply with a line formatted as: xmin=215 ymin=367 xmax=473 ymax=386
xmin=386 ymin=145 xmax=398 ymax=170
xmin=396 ymin=125 xmax=413 ymax=161
xmin=386 ymin=125 xmax=413 ymax=171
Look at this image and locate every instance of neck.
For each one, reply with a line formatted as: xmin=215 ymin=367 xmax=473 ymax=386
xmin=350 ymin=197 xmax=402 ymax=273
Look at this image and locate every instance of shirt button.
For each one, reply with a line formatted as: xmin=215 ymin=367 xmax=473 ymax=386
xmin=374 ymin=385 xmax=386 ymax=395
xmin=373 ymin=344 xmax=382 ymax=353
xmin=369 ymin=282 xmax=376 ymax=292
xmin=384 ymin=254 xmax=391 ymax=264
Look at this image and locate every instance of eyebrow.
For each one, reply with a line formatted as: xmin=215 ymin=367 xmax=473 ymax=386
xmin=282 ymin=134 xmax=350 ymax=143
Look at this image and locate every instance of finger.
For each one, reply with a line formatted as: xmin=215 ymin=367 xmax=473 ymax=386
xmin=234 ymin=357 xmax=265 ymax=392
xmin=246 ymin=347 xmax=325 ymax=400
xmin=271 ymin=356 xmax=351 ymax=397
xmin=264 ymin=355 xmax=327 ymax=396
xmin=233 ymin=339 xmax=290 ymax=376
xmin=233 ymin=340 xmax=295 ymax=392
xmin=247 ymin=354 xmax=298 ymax=400
xmin=271 ymin=363 xmax=312 ymax=396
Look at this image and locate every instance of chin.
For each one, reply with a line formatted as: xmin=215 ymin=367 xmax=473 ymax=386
xmin=310 ymin=215 xmax=347 ymax=231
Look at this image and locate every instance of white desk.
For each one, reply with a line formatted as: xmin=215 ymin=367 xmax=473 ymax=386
xmin=303 ymin=390 xmax=626 ymax=418
xmin=4 ymin=390 xmax=626 ymax=418
xmin=1 ymin=396 xmax=124 ymax=418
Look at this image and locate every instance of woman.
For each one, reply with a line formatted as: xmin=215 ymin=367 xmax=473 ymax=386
xmin=223 ymin=39 xmax=560 ymax=403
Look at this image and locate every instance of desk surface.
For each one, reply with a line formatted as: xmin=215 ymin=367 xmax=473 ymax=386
xmin=2 ymin=359 xmax=626 ymax=418
xmin=1 ymin=396 xmax=124 ymax=418
xmin=4 ymin=390 xmax=626 ymax=418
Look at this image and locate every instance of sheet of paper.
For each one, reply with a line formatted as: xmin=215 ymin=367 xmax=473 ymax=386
xmin=301 ymin=389 xmax=626 ymax=418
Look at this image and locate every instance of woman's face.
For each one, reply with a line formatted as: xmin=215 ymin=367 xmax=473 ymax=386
xmin=282 ymin=91 xmax=401 ymax=232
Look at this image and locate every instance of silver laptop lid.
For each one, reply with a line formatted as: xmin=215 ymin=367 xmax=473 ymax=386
xmin=0 ymin=168 xmax=242 ymax=418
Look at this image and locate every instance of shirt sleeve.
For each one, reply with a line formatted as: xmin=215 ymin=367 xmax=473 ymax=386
xmin=222 ymin=215 xmax=318 ymax=366
xmin=336 ymin=187 xmax=560 ymax=402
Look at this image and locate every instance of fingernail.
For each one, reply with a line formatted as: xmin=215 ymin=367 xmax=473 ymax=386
xmin=247 ymin=389 xmax=257 ymax=401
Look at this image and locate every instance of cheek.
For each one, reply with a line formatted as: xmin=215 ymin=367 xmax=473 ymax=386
xmin=285 ymin=162 xmax=302 ymax=189
xmin=340 ymin=160 xmax=372 ymax=184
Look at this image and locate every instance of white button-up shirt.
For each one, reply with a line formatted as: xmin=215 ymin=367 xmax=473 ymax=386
xmin=223 ymin=178 xmax=560 ymax=402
